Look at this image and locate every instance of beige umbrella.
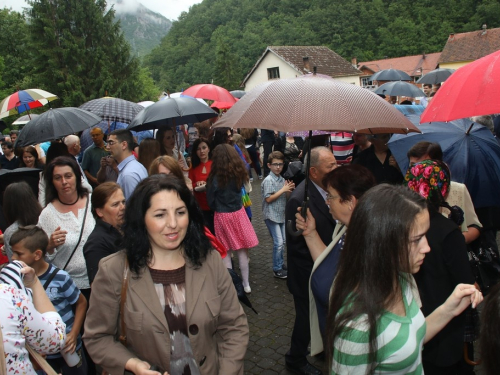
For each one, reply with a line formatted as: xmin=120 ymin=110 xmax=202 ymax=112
xmin=213 ymin=74 xmax=419 ymax=134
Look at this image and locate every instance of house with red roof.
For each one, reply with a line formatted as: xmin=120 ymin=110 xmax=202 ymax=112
xmin=241 ymin=46 xmax=362 ymax=91
xmin=439 ymin=25 xmax=500 ymax=70
xmin=357 ymin=53 xmax=441 ymax=89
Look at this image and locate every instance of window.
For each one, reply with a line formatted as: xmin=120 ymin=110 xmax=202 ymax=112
xmin=267 ymin=67 xmax=280 ymax=80
xmin=361 ymin=77 xmax=373 ymax=87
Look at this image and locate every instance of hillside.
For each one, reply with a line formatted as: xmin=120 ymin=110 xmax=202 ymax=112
xmin=144 ymin=0 xmax=500 ymax=92
xmin=114 ymin=1 xmax=172 ymax=57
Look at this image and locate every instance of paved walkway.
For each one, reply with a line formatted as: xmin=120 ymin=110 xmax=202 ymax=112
xmin=241 ymin=176 xmax=323 ymax=374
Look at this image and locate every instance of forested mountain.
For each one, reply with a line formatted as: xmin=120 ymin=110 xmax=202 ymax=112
xmin=114 ymin=2 xmax=172 ymax=57
xmin=145 ymin=0 xmax=500 ymax=92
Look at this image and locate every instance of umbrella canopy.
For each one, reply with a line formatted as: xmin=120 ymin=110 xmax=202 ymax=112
xmin=370 ymin=69 xmax=412 ymax=82
xmin=183 ymin=84 xmax=237 ymax=104
xmin=79 ymin=97 xmax=144 ymax=124
xmin=374 ymin=81 xmax=425 ymax=98
xmin=163 ymin=92 xmax=208 ymax=106
xmin=230 ymin=90 xmax=246 ymax=99
xmin=421 ymin=49 xmax=500 ymax=123
xmin=0 ymin=89 xmax=58 ymax=119
xmin=388 ymin=115 xmax=500 ymax=208
xmin=128 ymin=96 xmax=218 ymax=132
xmin=0 ymin=168 xmax=42 ymax=206
xmin=12 ymin=113 xmax=41 ymax=125
xmin=210 ymin=100 xmax=238 ymax=110
xmin=137 ymin=101 xmax=155 ymax=108
xmin=394 ymin=104 xmax=425 ymax=117
xmin=14 ymin=108 xmax=101 ymax=147
xmin=214 ymin=75 xmax=419 ymax=134
xmin=416 ymin=68 xmax=455 ymax=84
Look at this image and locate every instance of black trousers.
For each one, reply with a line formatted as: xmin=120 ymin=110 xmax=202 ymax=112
xmin=286 ymin=294 xmax=311 ymax=367
xmin=262 ymin=141 xmax=274 ymax=176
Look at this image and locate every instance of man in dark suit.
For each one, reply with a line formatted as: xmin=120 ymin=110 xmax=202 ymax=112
xmin=285 ymin=146 xmax=338 ymax=375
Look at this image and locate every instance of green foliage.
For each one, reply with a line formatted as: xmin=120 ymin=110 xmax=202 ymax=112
xmin=25 ymin=0 xmax=146 ymax=106
xmin=145 ymin=0 xmax=498 ymax=91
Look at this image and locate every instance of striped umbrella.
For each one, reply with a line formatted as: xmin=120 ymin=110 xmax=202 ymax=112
xmin=79 ymin=97 xmax=144 ymax=124
xmin=0 ymin=89 xmax=58 ymax=119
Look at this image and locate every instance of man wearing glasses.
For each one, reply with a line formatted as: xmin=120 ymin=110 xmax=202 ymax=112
xmin=106 ymin=129 xmax=147 ymax=200
xmin=285 ymin=146 xmax=337 ymax=375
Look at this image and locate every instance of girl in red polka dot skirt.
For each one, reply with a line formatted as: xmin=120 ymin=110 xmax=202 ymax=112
xmin=207 ymin=144 xmax=258 ymax=293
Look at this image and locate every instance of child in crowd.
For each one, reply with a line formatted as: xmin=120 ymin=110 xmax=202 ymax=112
xmin=261 ymin=151 xmax=295 ymax=279
xmin=10 ymin=225 xmax=88 ymax=375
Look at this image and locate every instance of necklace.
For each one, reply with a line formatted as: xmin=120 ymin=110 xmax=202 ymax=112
xmin=57 ymin=195 xmax=79 ymax=206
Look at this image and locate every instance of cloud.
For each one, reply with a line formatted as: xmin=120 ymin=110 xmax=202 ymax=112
xmin=111 ymin=0 xmax=141 ymax=15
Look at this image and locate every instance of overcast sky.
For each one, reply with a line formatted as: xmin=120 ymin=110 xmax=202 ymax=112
xmin=1 ymin=0 xmax=203 ymax=21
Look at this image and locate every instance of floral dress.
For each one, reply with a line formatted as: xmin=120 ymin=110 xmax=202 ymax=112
xmin=0 ymin=284 xmax=66 ymax=375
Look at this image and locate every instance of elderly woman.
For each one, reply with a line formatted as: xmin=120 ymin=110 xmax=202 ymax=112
xmin=83 ymin=175 xmax=249 ymax=375
xmin=149 ymin=155 xmax=193 ymax=191
xmin=326 ymin=185 xmax=482 ymax=374
xmin=295 ymin=164 xmax=376 ymax=355
xmin=406 ymin=160 xmax=476 ymax=374
xmin=38 ymin=156 xmax=96 ymax=300
xmin=83 ymin=182 xmax=125 ymax=285
xmin=0 ymin=261 xmax=66 ymax=375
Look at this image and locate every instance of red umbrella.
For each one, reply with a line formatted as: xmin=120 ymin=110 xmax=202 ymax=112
xmin=421 ymin=49 xmax=500 ymax=123
xmin=183 ymin=84 xmax=237 ymax=104
xmin=210 ymin=99 xmax=238 ymax=110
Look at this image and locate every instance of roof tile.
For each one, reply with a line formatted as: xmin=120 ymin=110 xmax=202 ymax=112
xmin=438 ymin=27 xmax=500 ymax=63
xmin=358 ymin=53 xmax=441 ymax=77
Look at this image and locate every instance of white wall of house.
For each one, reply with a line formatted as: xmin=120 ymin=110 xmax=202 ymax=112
xmin=244 ymin=53 xmax=300 ymax=91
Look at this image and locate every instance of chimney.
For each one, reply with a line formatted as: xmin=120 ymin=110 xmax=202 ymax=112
xmin=422 ymin=52 xmax=426 ymax=59
xmin=303 ymin=56 xmax=311 ymax=72
xmin=351 ymin=56 xmax=357 ymax=67
xmin=482 ymin=24 xmax=487 ymax=35
xmin=449 ymin=33 xmax=455 ymax=41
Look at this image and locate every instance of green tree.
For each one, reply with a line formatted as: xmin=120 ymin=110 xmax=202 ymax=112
xmin=26 ymin=0 xmax=142 ymax=106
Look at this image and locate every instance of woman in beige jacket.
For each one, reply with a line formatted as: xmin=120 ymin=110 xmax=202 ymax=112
xmin=83 ymin=174 xmax=248 ymax=375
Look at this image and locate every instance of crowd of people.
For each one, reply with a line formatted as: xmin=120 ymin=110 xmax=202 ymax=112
xmin=0 ymin=117 xmax=500 ymax=375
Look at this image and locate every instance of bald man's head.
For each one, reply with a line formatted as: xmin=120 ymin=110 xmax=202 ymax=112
xmin=64 ymin=135 xmax=81 ymax=156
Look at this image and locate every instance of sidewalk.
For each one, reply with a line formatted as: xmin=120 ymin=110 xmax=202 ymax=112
xmin=241 ymin=177 xmax=323 ymax=374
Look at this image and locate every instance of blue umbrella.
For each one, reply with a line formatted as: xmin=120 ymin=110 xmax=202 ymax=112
xmin=388 ymin=115 xmax=500 ymax=208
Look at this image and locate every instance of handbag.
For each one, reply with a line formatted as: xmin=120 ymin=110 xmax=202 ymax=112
xmin=468 ymin=244 xmax=500 ymax=295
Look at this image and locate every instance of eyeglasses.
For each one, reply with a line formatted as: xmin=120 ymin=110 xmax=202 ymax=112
xmin=270 ymin=163 xmax=284 ymax=167
xmin=326 ymin=193 xmax=340 ymax=201
xmin=107 ymin=140 xmax=120 ymax=146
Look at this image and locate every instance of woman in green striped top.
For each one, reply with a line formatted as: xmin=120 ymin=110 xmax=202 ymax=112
xmin=326 ymin=184 xmax=483 ymax=375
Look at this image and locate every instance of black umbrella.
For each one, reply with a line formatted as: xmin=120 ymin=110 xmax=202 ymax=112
xmin=370 ymin=69 xmax=412 ymax=81
xmin=0 ymin=168 xmax=42 ymax=206
xmin=416 ymin=68 xmax=455 ymax=84
xmin=230 ymin=90 xmax=246 ymax=99
xmin=227 ymin=268 xmax=258 ymax=314
xmin=374 ymin=81 xmax=425 ymax=98
xmin=127 ymin=97 xmax=218 ymax=132
xmin=14 ymin=108 xmax=101 ymax=147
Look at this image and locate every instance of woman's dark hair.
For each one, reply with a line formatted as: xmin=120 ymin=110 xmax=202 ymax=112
xmin=208 ymin=144 xmax=248 ymax=189
xmin=209 ymin=127 xmax=232 ymax=149
xmin=323 ymin=164 xmax=376 ymax=203
xmin=191 ymin=137 xmax=212 ymax=169
xmin=407 ymin=141 xmax=443 ymax=161
xmin=480 ymin=282 xmax=500 ymax=375
xmin=122 ymin=174 xmax=211 ymax=274
xmin=326 ymin=184 xmax=427 ymax=372
xmin=138 ymin=138 xmax=160 ymax=171
xmin=44 ymin=142 xmax=72 ymax=175
xmin=91 ymin=182 xmax=123 ymax=219
xmin=3 ymin=181 xmax=42 ymax=226
xmin=19 ymin=145 xmax=42 ymax=168
xmin=156 ymin=126 xmax=174 ymax=156
xmin=44 ymin=156 xmax=86 ymax=205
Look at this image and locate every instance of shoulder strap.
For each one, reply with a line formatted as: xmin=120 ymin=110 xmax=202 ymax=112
xmin=43 ymin=266 xmax=61 ymax=290
xmin=63 ymin=195 xmax=90 ymax=271
xmin=119 ymin=257 xmax=130 ymax=347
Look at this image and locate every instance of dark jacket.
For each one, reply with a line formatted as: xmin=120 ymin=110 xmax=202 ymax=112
xmin=286 ymin=180 xmax=335 ymax=298
xmin=207 ymin=178 xmax=242 ymax=213
xmin=414 ymin=209 xmax=475 ymax=367
xmin=83 ymin=219 xmax=122 ymax=284
xmin=352 ymin=144 xmax=403 ymax=184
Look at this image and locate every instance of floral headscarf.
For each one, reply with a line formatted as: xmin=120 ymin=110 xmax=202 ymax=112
xmin=405 ymin=159 xmax=450 ymax=200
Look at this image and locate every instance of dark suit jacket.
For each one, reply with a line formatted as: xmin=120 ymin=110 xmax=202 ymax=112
xmin=286 ymin=179 xmax=336 ymax=299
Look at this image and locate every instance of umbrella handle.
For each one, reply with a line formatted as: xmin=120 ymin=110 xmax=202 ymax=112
xmin=287 ymin=201 xmax=308 ymax=237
